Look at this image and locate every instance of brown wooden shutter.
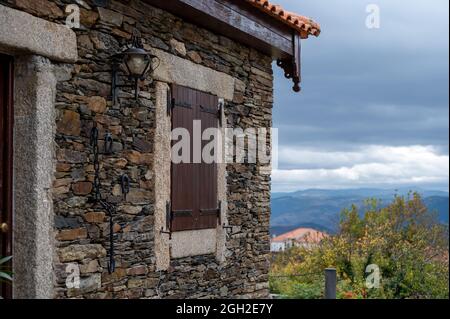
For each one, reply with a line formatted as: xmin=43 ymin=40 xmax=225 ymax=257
xmin=170 ymin=85 xmax=219 ymax=232
xmin=197 ymin=90 xmax=219 ymax=230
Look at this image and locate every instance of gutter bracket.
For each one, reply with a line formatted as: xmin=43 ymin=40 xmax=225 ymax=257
xmin=276 ymin=32 xmax=302 ymax=92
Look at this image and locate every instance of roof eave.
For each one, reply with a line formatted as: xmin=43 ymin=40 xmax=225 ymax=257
xmin=147 ymin=0 xmax=320 ymax=92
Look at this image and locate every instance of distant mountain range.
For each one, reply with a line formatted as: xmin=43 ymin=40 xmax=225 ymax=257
xmin=270 ymin=188 xmax=449 ymax=236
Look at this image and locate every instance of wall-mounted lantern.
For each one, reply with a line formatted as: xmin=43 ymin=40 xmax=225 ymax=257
xmin=111 ymin=29 xmax=160 ymax=105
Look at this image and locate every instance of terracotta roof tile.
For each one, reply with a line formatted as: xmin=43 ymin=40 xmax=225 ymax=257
xmin=245 ymin=0 xmax=321 ymax=38
xmin=272 ymin=228 xmax=327 ymax=243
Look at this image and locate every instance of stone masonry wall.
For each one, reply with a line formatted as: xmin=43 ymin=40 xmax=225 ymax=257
xmin=3 ymin=0 xmax=273 ymax=298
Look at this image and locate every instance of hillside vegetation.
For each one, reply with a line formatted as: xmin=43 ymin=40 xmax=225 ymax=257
xmin=270 ymin=194 xmax=449 ymax=299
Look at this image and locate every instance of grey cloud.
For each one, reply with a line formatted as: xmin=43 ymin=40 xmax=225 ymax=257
xmin=270 ymin=0 xmax=449 ymax=190
xmin=272 ymin=0 xmax=448 ymax=149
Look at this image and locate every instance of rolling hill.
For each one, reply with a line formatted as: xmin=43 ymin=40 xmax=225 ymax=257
xmin=270 ymin=188 xmax=449 ymax=236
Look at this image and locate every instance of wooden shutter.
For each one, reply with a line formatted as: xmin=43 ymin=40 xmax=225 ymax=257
xmin=171 ymin=85 xmax=219 ymax=232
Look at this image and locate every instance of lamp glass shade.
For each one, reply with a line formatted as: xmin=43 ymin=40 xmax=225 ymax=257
xmin=125 ymin=53 xmax=149 ymax=77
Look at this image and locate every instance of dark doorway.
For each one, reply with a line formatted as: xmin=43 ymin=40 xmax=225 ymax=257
xmin=0 ymin=54 xmax=13 ymax=299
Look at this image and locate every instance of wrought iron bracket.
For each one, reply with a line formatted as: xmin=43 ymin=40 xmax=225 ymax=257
xmin=90 ymin=124 xmax=117 ymax=274
xmin=111 ymin=62 xmax=139 ymax=105
xmin=166 ymin=88 xmax=172 ymax=116
xmin=218 ymin=100 xmax=224 ymax=127
xmin=120 ymin=174 xmax=130 ymax=201
xmin=276 ymin=32 xmax=302 ymax=92
xmin=218 ymin=200 xmax=222 ymax=225
xmin=160 ymin=201 xmax=172 ymax=239
xmin=104 ymin=132 xmax=114 ymax=154
xmin=160 ymin=228 xmax=172 ymax=240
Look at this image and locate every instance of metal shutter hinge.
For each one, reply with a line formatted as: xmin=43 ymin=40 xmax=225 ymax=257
xmin=160 ymin=201 xmax=172 ymax=239
xmin=218 ymin=100 xmax=224 ymax=126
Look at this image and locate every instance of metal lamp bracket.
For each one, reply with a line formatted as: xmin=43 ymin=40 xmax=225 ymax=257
xmin=111 ymin=61 xmax=139 ymax=106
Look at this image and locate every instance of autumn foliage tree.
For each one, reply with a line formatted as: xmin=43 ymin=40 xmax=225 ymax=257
xmin=270 ymin=193 xmax=449 ymax=299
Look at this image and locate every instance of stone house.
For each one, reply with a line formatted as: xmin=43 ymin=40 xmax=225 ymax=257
xmin=0 ymin=0 xmax=320 ymax=299
xmin=270 ymin=228 xmax=327 ymax=252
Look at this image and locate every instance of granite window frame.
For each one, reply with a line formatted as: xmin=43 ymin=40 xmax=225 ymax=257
xmin=151 ymin=49 xmax=234 ymax=269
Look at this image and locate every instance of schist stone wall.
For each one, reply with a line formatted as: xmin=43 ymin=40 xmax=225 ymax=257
xmin=3 ymin=0 xmax=273 ymax=298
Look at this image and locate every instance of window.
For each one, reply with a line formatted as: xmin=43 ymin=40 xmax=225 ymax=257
xmin=170 ymin=85 xmax=220 ymax=232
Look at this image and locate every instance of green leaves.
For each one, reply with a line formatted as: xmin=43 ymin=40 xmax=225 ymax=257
xmin=0 ymin=255 xmax=13 ymax=284
xmin=0 ymin=256 xmax=12 ymax=265
xmin=0 ymin=271 xmax=12 ymax=282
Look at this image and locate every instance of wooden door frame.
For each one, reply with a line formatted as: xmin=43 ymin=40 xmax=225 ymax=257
xmin=0 ymin=53 xmax=14 ymax=299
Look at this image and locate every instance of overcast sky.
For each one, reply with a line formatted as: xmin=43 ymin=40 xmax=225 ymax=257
xmin=271 ymin=0 xmax=449 ymax=192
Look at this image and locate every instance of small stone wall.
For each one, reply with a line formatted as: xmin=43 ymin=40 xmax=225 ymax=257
xmin=2 ymin=0 xmax=273 ymax=299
